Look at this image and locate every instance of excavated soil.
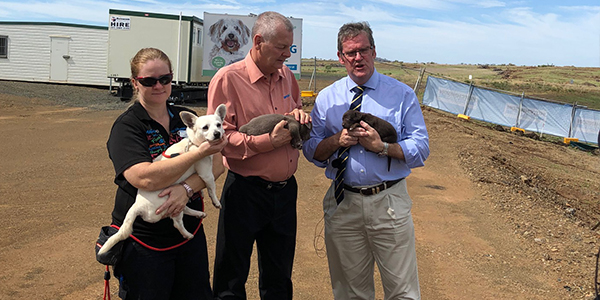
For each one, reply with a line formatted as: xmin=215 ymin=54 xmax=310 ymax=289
xmin=0 ymin=80 xmax=599 ymax=299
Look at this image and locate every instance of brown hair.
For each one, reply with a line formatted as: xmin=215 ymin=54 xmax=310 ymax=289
xmin=129 ymin=48 xmax=172 ymax=101
xmin=252 ymin=11 xmax=294 ymax=42
xmin=337 ymin=22 xmax=375 ymax=53
xmin=130 ymin=47 xmax=172 ymax=79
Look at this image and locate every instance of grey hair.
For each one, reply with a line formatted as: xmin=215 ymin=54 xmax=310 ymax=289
xmin=337 ymin=22 xmax=375 ymax=52
xmin=252 ymin=11 xmax=294 ymax=42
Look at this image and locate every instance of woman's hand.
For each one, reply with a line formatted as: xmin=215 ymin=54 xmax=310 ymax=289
xmin=155 ymin=137 xmax=227 ymax=217
xmin=155 ymin=183 xmax=190 ymax=217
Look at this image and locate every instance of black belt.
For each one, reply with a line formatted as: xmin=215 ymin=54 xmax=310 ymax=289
xmin=343 ymin=178 xmax=404 ymax=196
xmin=244 ymin=175 xmax=291 ymax=190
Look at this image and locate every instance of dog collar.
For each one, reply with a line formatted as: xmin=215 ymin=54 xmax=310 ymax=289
xmin=184 ymin=139 xmax=193 ymax=152
xmin=162 ymin=152 xmax=180 ymax=158
xmin=162 ymin=139 xmax=194 ymax=159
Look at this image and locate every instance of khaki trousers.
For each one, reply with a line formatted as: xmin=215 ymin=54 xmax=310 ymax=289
xmin=323 ymin=179 xmax=421 ymax=300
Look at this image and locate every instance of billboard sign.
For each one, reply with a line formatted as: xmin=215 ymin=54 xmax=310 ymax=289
xmin=202 ymin=12 xmax=302 ymax=78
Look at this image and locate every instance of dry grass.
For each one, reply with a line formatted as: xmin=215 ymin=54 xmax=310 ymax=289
xmin=299 ymin=59 xmax=600 ymax=110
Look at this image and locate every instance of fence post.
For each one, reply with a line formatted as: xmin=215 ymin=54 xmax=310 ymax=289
xmin=568 ymin=102 xmax=577 ymax=138
xmin=414 ymin=67 xmax=426 ymax=92
xmin=515 ymin=92 xmax=525 ymax=128
xmin=313 ymin=56 xmax=317 ymax=92
xmin=462 ymin=82 xmax=474 ymax=115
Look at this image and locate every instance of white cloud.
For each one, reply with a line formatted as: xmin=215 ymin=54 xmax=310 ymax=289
xmin=371 ymin=8 xmax=599 ymax=66
xmin=453 ymin=0 xmax=505 ymax=9
xmin=370 ymin=0 xmax=453 ymax=10
xmin=335 ymin=4 xmax=400 ymax=23
xmin=0 ymin=0 xmax=597 ymax=66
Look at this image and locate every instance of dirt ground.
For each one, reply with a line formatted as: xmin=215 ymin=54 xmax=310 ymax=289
xmin=1 ymin=87 xmax=600 ymax=300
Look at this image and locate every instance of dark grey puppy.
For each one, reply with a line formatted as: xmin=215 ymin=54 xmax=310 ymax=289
xmin=342 ymin=110 xmax=397 ymax=143
xmin=342 ymin=110 xmax=397 ymax=171
xmin=239 ymin=114 xmax=312 ymax=149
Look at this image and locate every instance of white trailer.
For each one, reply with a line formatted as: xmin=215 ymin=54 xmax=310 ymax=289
xmin=0 ymin=22 xmax=109 ymax=86
xmin=108 ymin=9 xmax=303 ymax=102
xmin=107 ymin=9 xmax=209 ymax=101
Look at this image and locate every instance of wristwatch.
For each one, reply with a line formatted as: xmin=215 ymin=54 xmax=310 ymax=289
xmin=181 ymin=181 xmax=194 ymax=198
xmin=377 ymin=142 xmax=389 ymax=157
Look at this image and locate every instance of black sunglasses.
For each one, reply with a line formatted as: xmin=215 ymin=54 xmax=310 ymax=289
xmin=135 ymin=73 xmax=173 ymax=87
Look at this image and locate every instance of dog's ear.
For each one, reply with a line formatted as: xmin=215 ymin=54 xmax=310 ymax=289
xmin=238 ymin=20 xmax=251 ymax=44
xmin=305 ymin=122 xmax=313 ymax=131
xmin=180 ymin=111 xmax=197 ymax=128
xmin=300 ymin=122 xmax=312 ymax=141
xmin=209 ymin=19 xmax=224 ymax=43
xmin=215 ymin=104 xmax=227 ymax=121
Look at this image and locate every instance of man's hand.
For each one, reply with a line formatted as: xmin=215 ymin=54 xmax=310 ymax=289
xmin=338 ymin=128 xmax=359 ymax=148
xmin=270 ymin=120 xmax=292 ymax=148
xmin=350 ymin=121 xmax=385 ymax=153
xmin=196 ymin=137 xmax=228 ymax=158
xmin=285 ymin=108 xmax=312 ymax=124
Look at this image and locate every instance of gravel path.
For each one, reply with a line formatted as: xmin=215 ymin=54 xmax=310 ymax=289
xmin=0 ymin=80 xmax=208 ymax=111
xmin=0 ymin=80 xmax=132 ymax=110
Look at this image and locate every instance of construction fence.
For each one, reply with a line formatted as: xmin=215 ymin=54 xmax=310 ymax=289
xmin=422 ymin=75 xmax=600 ymax=145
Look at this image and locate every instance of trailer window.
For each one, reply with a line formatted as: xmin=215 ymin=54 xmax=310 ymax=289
xmin=196 ymin=28 xmax=202 ymax=46
xmin=0 ymin=36 xmax=7 ymax=58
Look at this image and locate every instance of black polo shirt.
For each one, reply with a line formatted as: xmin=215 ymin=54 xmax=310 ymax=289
xmin=106 ymin=101 xmax=203 ymax=249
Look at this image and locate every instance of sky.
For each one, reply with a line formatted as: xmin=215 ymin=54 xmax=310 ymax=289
xmin=1 ymin=0 xmax=600 ymax=67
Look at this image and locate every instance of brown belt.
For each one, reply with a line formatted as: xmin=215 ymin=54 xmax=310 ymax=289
xmin=343 ymin=178 xmax=404 ymax=196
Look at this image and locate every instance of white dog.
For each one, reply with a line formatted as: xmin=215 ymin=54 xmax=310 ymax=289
xmin=208 ymin=18 xmax=251 ymax=69
xmin=98 ymin=104 xmax=227 ymax=255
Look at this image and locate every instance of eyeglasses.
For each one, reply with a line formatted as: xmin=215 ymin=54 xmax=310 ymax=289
xmin=342 ymin=46 xmax=373 ymax=59
xmin=135 ymin=73 xmax=173 ymax=87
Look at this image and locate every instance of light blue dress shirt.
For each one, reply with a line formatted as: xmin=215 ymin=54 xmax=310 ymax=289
xmin=302 ymin=70 xmax=430 ymax=187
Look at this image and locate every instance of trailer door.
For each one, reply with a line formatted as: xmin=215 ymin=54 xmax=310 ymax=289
xmin=50 ymin=36 xmax=69 ymax=81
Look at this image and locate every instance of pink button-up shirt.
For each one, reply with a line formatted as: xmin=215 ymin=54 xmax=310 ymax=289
xmin=207 ymin=52 xmax=302 ymax=182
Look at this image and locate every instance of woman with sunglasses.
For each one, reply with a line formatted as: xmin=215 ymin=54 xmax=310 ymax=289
xmin=105 ymin=47 xmax=227 ymax=299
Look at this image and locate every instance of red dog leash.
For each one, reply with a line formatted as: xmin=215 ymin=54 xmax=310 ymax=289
xmin=103 ymin=265 xmax=111 ymax=300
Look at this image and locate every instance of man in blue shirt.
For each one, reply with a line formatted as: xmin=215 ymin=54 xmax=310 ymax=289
xmin=303 ymin=22 xmax=429 ymax=300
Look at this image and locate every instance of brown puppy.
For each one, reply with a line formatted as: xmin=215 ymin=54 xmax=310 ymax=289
xmin=239 ymin=114 xmax=312 ymax=149
xmin=342 ymin=110 xmax=397 ymax=170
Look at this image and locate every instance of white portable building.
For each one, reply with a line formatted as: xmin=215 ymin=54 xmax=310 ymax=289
xmin=0 ymin=22 xmax=109 ymax=86
xmin=107 ymin=9 xmax=206 ymax=85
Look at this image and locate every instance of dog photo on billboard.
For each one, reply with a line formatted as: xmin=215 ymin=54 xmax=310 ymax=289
xmin=208 ymin=18 xmax=251 ymax=70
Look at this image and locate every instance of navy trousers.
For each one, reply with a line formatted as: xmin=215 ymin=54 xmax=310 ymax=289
xmin=213 ymin=171 xmax=297 ymax=300
xmin=114 ymin=225 xmax=213 ymax=300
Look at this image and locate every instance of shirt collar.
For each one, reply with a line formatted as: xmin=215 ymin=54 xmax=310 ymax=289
xmin=130 ymin=101 xmax=152 ymax=121
xmin=130 ymin=101 xmax=174 ymax=121
xmin=346 ymin=69 xmax=380 ymax=93
xmin=245 ymin=50 xmax=285 ymax=84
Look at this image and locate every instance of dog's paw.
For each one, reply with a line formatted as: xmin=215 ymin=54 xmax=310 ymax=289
xmin=213 ymin=201 xmax=222 ymax=209
xmin=184 ymin=234 xmax=194 ymax=240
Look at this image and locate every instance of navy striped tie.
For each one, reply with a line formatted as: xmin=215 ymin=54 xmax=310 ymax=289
xmin=334 ymin=86 xmax=365 ymax=204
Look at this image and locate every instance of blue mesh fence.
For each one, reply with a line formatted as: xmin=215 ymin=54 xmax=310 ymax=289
xmin=422 ymin=75 xmax=600 ymax=144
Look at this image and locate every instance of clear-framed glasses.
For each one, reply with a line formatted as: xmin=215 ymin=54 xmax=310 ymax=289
xmin=342 ymin=46 xmax=373 ymax=59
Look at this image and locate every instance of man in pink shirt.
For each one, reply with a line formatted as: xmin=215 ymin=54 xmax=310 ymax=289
xmin=207 ymin=11 xmax=310 ymax=300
